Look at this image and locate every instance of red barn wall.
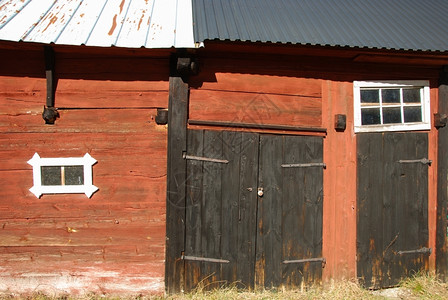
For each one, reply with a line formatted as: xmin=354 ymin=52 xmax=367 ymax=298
xmin=189 ymin=48 xmax=441 ymax=282
xmin=0 ymin=46 xmax=170 ymax=295
xmin=0 ymin=41 xmax=444 ymax=294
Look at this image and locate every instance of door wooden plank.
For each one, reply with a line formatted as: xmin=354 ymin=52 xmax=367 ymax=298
xmin=235 ymin=132 xmax=259 ymax=289
xmin=184 ymin=129 xmax=204 ymax=290
xmin=282 ymin=136 xmax=323 ymax=287
xmin=357 ymin=133 xmax=384 ymax=288
xmin=256 ymin=134 xmax=283 ymax=288
xmin=382 ymin=132 xmax=402 ymax=288
xmin=398 ymin=133 xmax=428 ymax=282
xmin=199 ymin=130 xmax=224 ymax=289
xmin=220 ymin=131 xmax=241 ymax=286
xmin=436 ymin=68 xmax=448 ymax=278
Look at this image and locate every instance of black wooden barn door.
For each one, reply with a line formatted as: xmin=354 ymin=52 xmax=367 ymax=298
xmin=183 ymin=130 xmax=323 ymax=290
xmin=184 ymin=130 xmax=259 ymax=290
xmin=255 ymin=134 xmax=324 ymax=288
xmin=357 ymin=132 xmax=430 ymax=289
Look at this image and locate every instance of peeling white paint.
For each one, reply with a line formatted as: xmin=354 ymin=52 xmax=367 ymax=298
xmin=0 ymin=0 xmax=195 ymax=48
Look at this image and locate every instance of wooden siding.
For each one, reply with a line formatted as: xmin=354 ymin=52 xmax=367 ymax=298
xmin=189 ymin=58 xmax=323 ymax=130
xmin=0 ymin=47 xmax=169 ymax=295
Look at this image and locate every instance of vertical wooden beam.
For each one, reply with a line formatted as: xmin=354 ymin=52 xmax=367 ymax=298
xmin=436 ymin=66 xmax=448 ymax=278
xmin=42 ymin=46 xmax=59 ymax=124
xmin=165 ymin=53 xmax=190 ymax=293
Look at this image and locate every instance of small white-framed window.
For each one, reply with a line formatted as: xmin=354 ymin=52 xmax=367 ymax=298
xmin=28 ymin=153 xmax=98 ymax=198
xmin=354 ymin=80 xmax=431 ymax=133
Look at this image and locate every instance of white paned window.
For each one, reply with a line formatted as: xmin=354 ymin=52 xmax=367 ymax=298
xmin=28 ymin=153 xmax=98 ymax=198
xmin=354 ymin=81 xmax=431 ymax=132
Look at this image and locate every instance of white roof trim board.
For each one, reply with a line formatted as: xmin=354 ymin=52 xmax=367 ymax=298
xmin=0 ymin=0 xmax=196 ymax=49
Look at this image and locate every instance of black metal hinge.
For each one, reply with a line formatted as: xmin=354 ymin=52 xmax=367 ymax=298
xmin=183 ymin=153 xmax=229 ymax=164
xmin=398 ymin=158 xmax=432 ymax=165
xmin=397 ymin=247 xmax=432 ymax=256
xmin=281 ymin=163 xmax=326 ymax=168
xmin=181 ymin=255 xmax=230 ymax=264
xmin=283 ymin=257 xmax=326 ymax=268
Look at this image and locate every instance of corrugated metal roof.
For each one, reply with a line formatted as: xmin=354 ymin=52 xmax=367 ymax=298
xmin=0 ymin=0 xmax=195 ymax=48
xmin=192 ymin=0 xmax=448 ymax=52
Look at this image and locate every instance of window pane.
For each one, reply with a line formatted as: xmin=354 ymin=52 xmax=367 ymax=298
xmin=361 ymin=108 xmax=381 ymax=125
xmin=404 ymin=106 xmax=422 ymax=123
xmin=383 ymin=107 xmax=402 ymax=124
xmin=65 ymin=166 xmax=84 ymax=185
xmin=403 ymin=88 xmax=421 ymax=103
xmin=382 ymin=89 xmax=400 ymax=103
xmin=41 ymin=166 xmax=61 ymax=185
xmin=361 ymin=89 xmax=379 ymax=103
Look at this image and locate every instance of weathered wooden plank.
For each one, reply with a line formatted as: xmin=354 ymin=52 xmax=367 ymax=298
xmin=235 ymin=132 xmax=259 ymax=289
xmin=256 ymin=135 xmax=283 ymax=288
xmin=0 ymin=108 xmax=165 ymax=133
xmin=357 ymin=133 xmax=383 ymax=288
xmin=0 ymin=200 xmax=166 ymax=221
xmin=0 ymin=79 xmax=168 ymax=112
xmin=199 ymin=130 xmax=224 ymax=289
xmin=381 ymin=132 xmax=402 ymax=288
xmin=282 ymin=136 xmax=304 ymax=287
xmin=0 ymin=253 xmax=165 ymax=295
xmin=0 ymin=131 xmax=167 ymax=166
xmin=184 ymin=129 xmax=204 ymax=290
xmin=220 ymin=131 xmax=241 ymax=286
xmin=165 ymin=55 xmax=189 ymax=293
xmin=192 ymin=71 xmax=322 ymax=96
xmin=0 ymin=245 xmax=165 ymax=265
xmin=0 ymin=225 xmax=165 ymax=247
xmin=436 ymin=67 xmax=448 ymax=278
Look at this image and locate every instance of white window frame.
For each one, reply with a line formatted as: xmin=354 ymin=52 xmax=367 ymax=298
xmin=354 ymin=80 xmax=431 ymax=133
xmin=28 ymin=153 xmax=98 ymax=198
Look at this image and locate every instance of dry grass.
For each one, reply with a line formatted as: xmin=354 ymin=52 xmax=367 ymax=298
xmin=1 ymin=273 xmax=448 ymax=300
xmin=398 ymin=272 xmax=448 ymax=299
xmin=161 ymin=280 xmax=380 ymax=300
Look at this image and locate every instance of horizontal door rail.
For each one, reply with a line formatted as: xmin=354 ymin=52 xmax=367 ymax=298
xmin=188 ymin=119 xmax=327 ymax=133
xmin=397 ymin=247 xmax=432 ymax=255
xmin=281 ymin=163 xmax=326 ymax=168
xmin=183 ymin=154 xmax=229 ymax=164
xmin=398 ymin=158 xmax=432 ymax=165
xmin=182 ymin=255 xmax=230 ymax=264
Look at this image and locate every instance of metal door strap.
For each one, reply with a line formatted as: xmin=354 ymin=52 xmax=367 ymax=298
xmin=183 ymin=154 xmax=229 ymax=164
xmin=281 ymin=163 xmax=326 ymax=168
xmin=397 ymin=247 xmax=432 ymax=255
xmin=283 ymin=257 xmax=326 ymax=264
xmin=182 ymin=255 xmax=230 ymax=264
xmin=398 ymin=158 xmax=432 ymax=165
